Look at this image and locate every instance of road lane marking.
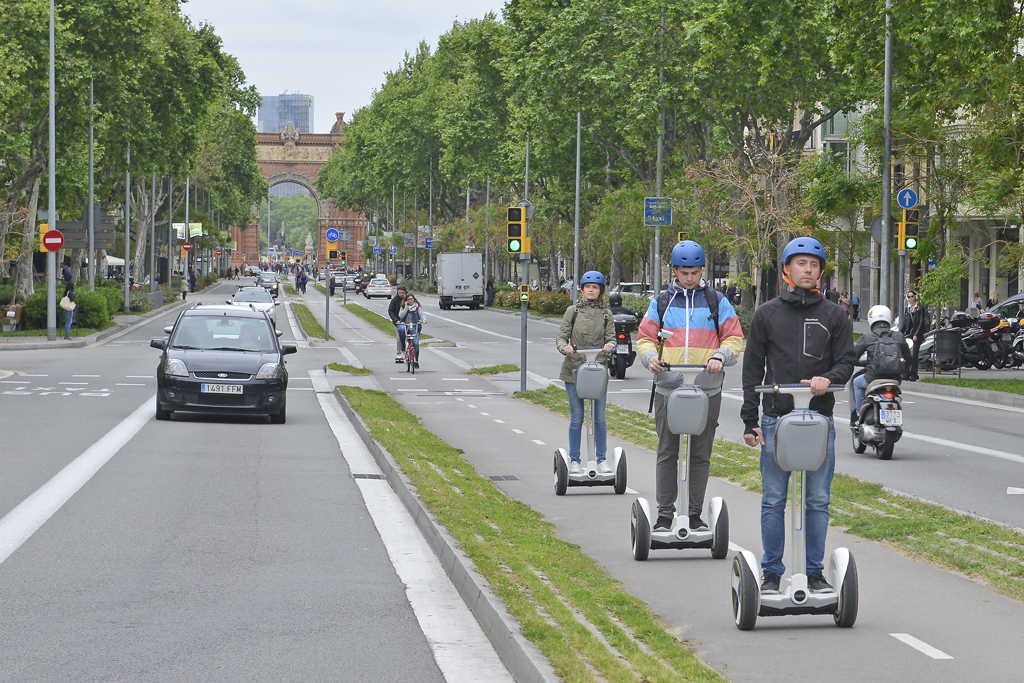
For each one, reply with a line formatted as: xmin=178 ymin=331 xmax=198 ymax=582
xmin=511 ymin=429 xmax=524 ymax=434
xmin=315 ymin=394 xmax=514 ymax=682
xmin=427 ymin=311 xmax=522 ymax=341
xmin=60 ymin=382 xmax=88 ymax=385
xmin=338 ymin=346 xmax=362 ymax=368
xmin=456 ymin=397 xmax=464 ymax=401
xmin=901 ymin=390 xmax=1024 ymax=415
xmin=126 ymin=375 xmax=153 ymax=378
xmin=0 ymin=396 xmax=153 ymax=566
xmin=391 ymin=377 xmax=417 ymax=381
xmin=890 ymin=633 xmax=953 ymax=659
xmin=442 ymin=377 xmax=470 ymax=381
xmin=480 ymin=412 xmax=490 ymax=416
xmin=22 ymin=374 xmax=48 ymax=377
xmin=117 ymin=383 xmax=146 ymax=386
xmin=1008 ymin=487 xmax=1024 ymax=495
xmin=532 ymin=440 xmax=546 ymax=445
xmin=494 ymin=419 xmax=505 ymax=424
xmin=429 ymin=347 xmax=472 ymax=371
xmin=73 ymin=375 xmax=99 ymax=377
xmin=1 ymin=380 xmax=29 ymax=384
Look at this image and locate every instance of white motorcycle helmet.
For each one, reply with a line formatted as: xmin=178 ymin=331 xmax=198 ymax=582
xmin=867 ymin=304 xmax=893 ymax=328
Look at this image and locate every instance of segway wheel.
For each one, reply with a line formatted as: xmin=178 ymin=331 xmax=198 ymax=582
xmin=631 ymin=501 xmax=651 ymax=561
xmin=613 ymin=451 xmax=627 ymax=495
xmin=732 ymin=555 xmax=758 ymax=631
xmin=553 ymin=452 xmax=568 ymax=496
xmin=878 ymin=431 xmax=896 ymax=460
xmin=834 ymin=553 xmax=859 ymax=628
xmin=711 ymin=501 xmax=730 ymax=560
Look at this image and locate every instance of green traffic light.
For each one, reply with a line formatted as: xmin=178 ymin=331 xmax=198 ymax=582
xmin=905 ymin=237 xmax=918 ymax=249
xmin=508 ymin=238 xmax=521 ymax=253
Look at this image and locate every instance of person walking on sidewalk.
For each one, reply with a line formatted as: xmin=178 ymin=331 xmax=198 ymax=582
xmin=555 ymin=271 xmax=616 ymax=474
xmin=741 ymin=236 xmax=856 ymax=595
xmin=900 ymin=290 xmax=927 ymax=381
xmin=61 ymin=257 xmax=75 ymax=340
xmin=637 ymin=241 xmax=744 ymax=532
xmin=388 ymin=284 xmax=409 ymax=363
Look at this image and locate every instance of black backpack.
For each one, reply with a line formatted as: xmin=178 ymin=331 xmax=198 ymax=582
xmin=869 ymin=330 xmax=905 ymax=379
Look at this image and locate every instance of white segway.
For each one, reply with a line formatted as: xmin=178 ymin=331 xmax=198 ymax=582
xmin=731 ymin=383 xmax=858 ymax=630
xmin=631 ymin=364 xmax=729 ymax=561
xmin=554 ymin=349 xmax=627 ymax=495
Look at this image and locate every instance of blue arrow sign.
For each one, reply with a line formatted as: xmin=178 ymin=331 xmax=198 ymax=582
xmin=644 ymin=197 xmax=672 ymax=227
xmin=897 ymin=189 xmax=918 ymax=209
xmin=390 ymin=246 xmax=397 ymax=254
xmin=325 ymin=228 xmax=340 ymax=242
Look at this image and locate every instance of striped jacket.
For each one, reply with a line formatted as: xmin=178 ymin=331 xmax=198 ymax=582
xmin=636 ymin=282 xmax=744 ymax=396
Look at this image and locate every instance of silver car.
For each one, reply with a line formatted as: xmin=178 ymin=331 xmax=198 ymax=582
xmin=230 ymin=287 xmax=278 ymax=328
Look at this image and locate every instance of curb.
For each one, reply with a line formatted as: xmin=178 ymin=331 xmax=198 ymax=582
xmin=333 ymin=389 xmax=558 ymax=683
xmin=907 ymin=380 xmax=1024 ymax=409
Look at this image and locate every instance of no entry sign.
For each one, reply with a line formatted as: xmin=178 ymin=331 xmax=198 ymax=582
xmin=43 ymin=229 xmax=64 ymax=251
xmin=183 ymin=242 xmax=193 ymax=252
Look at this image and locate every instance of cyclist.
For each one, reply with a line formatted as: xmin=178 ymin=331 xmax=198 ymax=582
xmin=398 ymin=293 xmax=426 ymax=368
xmin=555 ymin=271 xmax=616 ymax=474
xmin=389 ymin=284 xmax=409 ymax=363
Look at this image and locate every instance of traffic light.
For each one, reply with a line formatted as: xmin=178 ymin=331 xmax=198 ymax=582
xmin=340 ymin=251 xmax=347 ymax=265
xmin=507 ymin=207 xmax=525 ymax=254
xmin=39 ymin=223 xmax=49 ymax=252
xmin=328 ymin=250 xmax=338 ymax=259
xmin=902 ymin=208 xmax=920 ymax=251
xmin=677 ymin=231 xmax=685 ymax=243
xmin=519 ymin=284 xmax=530 ymax=302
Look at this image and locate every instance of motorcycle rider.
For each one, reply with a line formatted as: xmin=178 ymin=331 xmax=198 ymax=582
xmin=638 ymin=241 xmax=744 ymax=532
xmin=741 ymin=236 xmax=856 ymax=594
xmin=899 ymin=290 xmax=927 ymax=381
xmin=608 ymin=292 xmax=632 ymax=317
xmin=852 ymin=305 xmax=912 ymax=416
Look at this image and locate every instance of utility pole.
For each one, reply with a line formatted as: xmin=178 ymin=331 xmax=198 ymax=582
xmin=185 ymin=176 xmax=190 ymax=287
xmin=573 ymin=111 xmax=582 ymax=303
xmin=124 ymin=143 xmax=131 ymax=314
xmin=485 ymin=176 xmax=490 ymax=293
xmin=150 ymin=173 xmax=156 ymax=294
xmin=521 ymin=133 xmax=530 ymax=393
xmin=87 ymin=78 xmax=95 ymax=290
xmin=653 ymin=13 xmax=666 ymax=296
xmin=428 ymin=157 xmax=434 ymax=283
xmin=46 ymin=0 xmax=56 ymax=340
xmin=880 ymin=0 xmax=894 ymax=309
xmin=167 ymin=178 xmax=173 ymax=290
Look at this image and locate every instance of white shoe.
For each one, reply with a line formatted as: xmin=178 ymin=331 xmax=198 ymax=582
xmin=569 ymin=461 xmax=581 ymax=474
xmin=597 ymin=460 xmax=613 ymax=474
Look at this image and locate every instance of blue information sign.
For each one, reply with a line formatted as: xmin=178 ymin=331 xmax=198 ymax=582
xmin=897 ymin=189 xmax=918 ymax=209
xmin=424 ymin=238 xmax=436 ymax=249
xmin=294 ymin=250 xmax=301 ymax=256
xmin=644 ymin=197 xmax=672 ymax=227
xmin=325 ymin=228 xmax=340 ymax=242
xmin=372 ymin=245 xmax=381 ymax=255
xmin=390 ymin=246 xmax=397 ymax=254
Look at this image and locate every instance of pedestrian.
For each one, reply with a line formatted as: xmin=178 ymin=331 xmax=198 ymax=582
xmin=299 ymin=270 xmax=308 ymax=294
xmin=971 ymin=291 xmax=983 ymax=310
xmin=188 ymin=269 xmax=197 ymax=293
xmin=180 ymin=272 xmax=188 ymax=300
xmin=486 ymin=277 xmax=495 ymax=307
xmin=726 ymin=281 xmax=737 ymax=304
xmin=851 ymin=292 xmax=860 ymax=321
xmin=234 ymin=266 xmax=239 ymax=279
xmin=555 ymin=271 xmax=616 ymax=474
xmin=839 ymin=290 xmax=850 ymax=316
xmin=637 ymin=241 xmax=744 ymax=531
xmin=900 ymin=290 xmax=926 ymax=381
xmin=60 ymin=257 xmax=75 ymax=340
xmin=741 ymin=236 xmax=856 ymax=595
xmin=388 ymin=284 xmax=409 ymax=363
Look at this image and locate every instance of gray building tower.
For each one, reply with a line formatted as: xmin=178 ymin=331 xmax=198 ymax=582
xmin=258 ymin=92 xmax=314 ymax=134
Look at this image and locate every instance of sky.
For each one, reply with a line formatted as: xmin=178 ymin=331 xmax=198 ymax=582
xmin=182 ymin=0 xmax=505 ymax=134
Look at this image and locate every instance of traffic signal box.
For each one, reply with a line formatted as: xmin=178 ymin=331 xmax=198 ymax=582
xmin=39 ymin=223 xmax=49 ymax=252
xmin=340 ymin=251 xmax=347 ymax=265
xmin=507 ymin=207 xmax=531 ymax=254
xmin=519 ymin=284 xmax=530 ymax=302
xmin=900 ymin=208 xmax=920 ymax=251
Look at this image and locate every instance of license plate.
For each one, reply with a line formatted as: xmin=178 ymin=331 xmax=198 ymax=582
xmin=880 ymin=409 xmax=902 ymax=426
xmin=616 ymin=344 xmax=629 ymax=354
xmin=201 ymin=383 xmax=243 ymax=394
xmin=455 ymin=296 xmax=472 ymax=301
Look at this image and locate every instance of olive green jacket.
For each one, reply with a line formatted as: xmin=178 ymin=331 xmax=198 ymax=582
xmin=555 ymin=298 xmax=616 ymax=384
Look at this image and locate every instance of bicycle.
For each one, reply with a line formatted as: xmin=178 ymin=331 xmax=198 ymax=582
xmin=404 ymin=321 xmax=422 ymax=373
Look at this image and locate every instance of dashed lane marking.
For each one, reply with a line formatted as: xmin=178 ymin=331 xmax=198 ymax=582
xmin=890 ymin=633 xmax=953 ymax=660
xmin=73 ymin=375 xmax=99 ymax=377
xmin=1008 ymin=487 xmax=1024 ymax=495
xmin=511 ymin=429 xmax=524 ymax=434
xmin=532 ymin=440 xmax=545 ymax=445
xmin=494 ymin=419 xmax=505 ymax=424
xmin=116 ymin=383 xmax=146 ymax=386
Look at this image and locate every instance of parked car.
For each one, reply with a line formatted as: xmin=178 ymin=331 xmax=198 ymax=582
xmin=150 ymin=304 xmax=295 ymax=423
xmin=609 ymin=282 xmax=654 ymax=297
xmin=987 ymin=292 xmax=1024 ymax=320
xmin=229 ymin=286 xmax=278 ymax=328
xmin=364 ymin=278 xmax=393 ymax=299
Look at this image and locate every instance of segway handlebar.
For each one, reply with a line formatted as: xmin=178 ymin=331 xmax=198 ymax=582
xmin=754 ymin=384 xmax=844 ymax=393
xmin=572 ymin=347 xmax=608 ymax=361
xmin=660 ymin=363 xmax=709 ymax=372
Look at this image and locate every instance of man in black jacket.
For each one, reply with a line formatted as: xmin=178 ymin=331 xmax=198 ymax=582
xmin=741 ymin=237 xmax=856 ymax=595
xmin=899 ymin=290 xmax=927 ymax=381
xmin=388 ymin=284 xmax=408 ymax=362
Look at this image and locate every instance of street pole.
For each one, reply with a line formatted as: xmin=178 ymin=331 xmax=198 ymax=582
xmin=485 ymin=176 xmax=490 ymax=293
xmin=267 ymin=193 xmax=271 ymax=266
xmin=88 ymin=78 xmax=95 ymax=291
xmin=167 ymin=178 xmax=173 ymax=289
xmin=521 ymin=133 xmax=530 ymax=393
xmin=466 ymin=180 xmax=470 ymax=252
xmin=654 ymin=67 xmax=665 ymax=297
xmin=46 ymin=0 xmax=56 ymax=341
xmin=325 ymin=268 xmax=330 ymax=341
xmin=185 ymin=176 xmax=190 ymax=288
xmin=573 ymin=111 xmax=582 ymax=303
xmin=150 ymin=173 xmax=156 ymax=294
xmin=429 ymin=157 xmax=434 ymax=283
xmin=880 ymin=0 xmax=893 ymax=309
xmin=124 ymin=143 xmax=131 ymax=313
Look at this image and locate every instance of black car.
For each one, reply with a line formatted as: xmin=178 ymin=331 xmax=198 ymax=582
xmin=257 ymin=272 xmax=280 ymax=297
xmin=150 ymin=305 xmax=296 ymax=423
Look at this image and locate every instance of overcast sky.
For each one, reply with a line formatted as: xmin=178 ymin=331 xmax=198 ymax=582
xmin=182 ymin=0 xmax=505 ymax=134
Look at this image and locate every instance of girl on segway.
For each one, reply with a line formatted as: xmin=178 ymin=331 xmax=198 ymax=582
xmin=555 ymin=271 xmax=616 ymax=474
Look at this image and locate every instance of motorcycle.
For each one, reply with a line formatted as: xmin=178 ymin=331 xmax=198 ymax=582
xmin=919 ymin=313 xmax=999 ymax=371
xmin=1010 ymin=319 xmax=1024 ymax=368
xmin=608 ymin=312 xmax=638 ymax=379
xmin=849 ymin=365 xmax=904 ymax=460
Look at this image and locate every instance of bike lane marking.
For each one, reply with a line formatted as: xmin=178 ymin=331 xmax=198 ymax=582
xmin=890 ymin=633 xmax=953 ymax=659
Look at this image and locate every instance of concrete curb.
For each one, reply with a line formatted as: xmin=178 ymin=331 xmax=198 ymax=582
xmin=285 ymin=299 xmax=340 ymax=347
xmin=907 ymin=379 xmax=1024 ymax=408
xmin=333 ymin=389 xmax=558 ymax=683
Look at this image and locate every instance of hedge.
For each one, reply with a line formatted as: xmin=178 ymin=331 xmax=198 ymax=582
xmin=492 ymin=289 xmax=571 ymax=315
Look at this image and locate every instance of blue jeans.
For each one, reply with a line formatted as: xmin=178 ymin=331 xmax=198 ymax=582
xmin=759 ymin=414 xmax=836 ymax=576
xmin=64 ymin=309 xmax=73 ymax=335
xmin=565 ymin=382 xmax=607 ymax=463
xmin=399 ymin=323 xmax=420 ymax=360
xmin=852 ymin=374 xmax=868 ymax=413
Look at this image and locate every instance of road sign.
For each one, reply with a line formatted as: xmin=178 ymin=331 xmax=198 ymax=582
xmin=424 ymin=238 xmax=436 ymax=249
xmin=644 ymin=197 xmax=672 ymax=227
xmin=294 ymin=250 xmax=301 ymax=256
xmin=183 ymin=242 xmax=192 ymax=252
xmin=897 ymin=188 xmax=918 ymax=209
xmin=373 ymin=245 xmax=381 ymax=255
xmin=339 ymin=230 xmax=350 ymax=242
xmin=215 ymin=249 xmax=222 ymax=256
xmin=390 ymin=245 xmax=397 ymax=255
xmin=43 ymin=229 xmax=64 ymax=251
xmin=325 ymin=228 xmax=340 ymax=242
xmin=870 ymin=215 xmax=899 ymax=243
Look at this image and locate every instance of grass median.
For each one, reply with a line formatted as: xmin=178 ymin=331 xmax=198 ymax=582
xmin=921 ymin=377 xmax=1024 ymax=395
xmin=283 ymin=284 xmax=297 ymax=296
xmin=516 ymin=385 xmax=1024 ymax=604
xmin=338 ymin=385 xmax=725 ymax=683
xmin=291 ymin=302 xmax=330 ymax=340
xmin=343 ymin=303 xmax=433 ymax=340
xmin=468 ymin=364 xmax=519 ymax=375
xmin=325 ymin=362 xmax=372 ymax=376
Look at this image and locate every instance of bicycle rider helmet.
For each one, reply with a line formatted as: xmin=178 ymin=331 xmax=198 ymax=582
xmin=608 ymin=293 xmax=623 ymax=307
xmin=671 ymin=240 xmax=706 ymax=267
xmin=781 ymin=236 xmax=826 ymax=268
xmin=580 ymin=271 xmax=606 ymax=286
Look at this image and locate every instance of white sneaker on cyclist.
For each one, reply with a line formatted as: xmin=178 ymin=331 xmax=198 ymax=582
xmin=597 ymin=460 xmax=613 ymax=474
xmin=569 ymin=461 xmax=581 ymax=474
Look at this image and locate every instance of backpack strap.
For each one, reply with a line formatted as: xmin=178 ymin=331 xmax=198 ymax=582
xmin=656 ymin=287 xmax=721 ymax=336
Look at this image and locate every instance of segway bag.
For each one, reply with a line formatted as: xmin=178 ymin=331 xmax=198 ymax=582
xmin=773 ymin=411 xmax=830 ymax=472
xmin=666 ymin=386 xmax=709 ymax=436
xmin=574 ymin=360 xmax=608 ymax=400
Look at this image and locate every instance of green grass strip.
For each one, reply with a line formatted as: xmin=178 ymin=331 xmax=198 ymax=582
xmin=516 ymin=385 xmax=1024 ymax=603
xmin=921 ymin=377 xmax=1024 ymax=395
xmin=291 ymin=302 xmax=330 ymax=340
xmin=344 ymin=303 xmax=433 ymax=340
xmin=325 ymin=362 xmax=372 ymax=375
xmin=338 ymin=386 xmax=726 ymax=683
xmin=0 ymin=322 xmax=115 ymax=337
xmin=468 ymin=364 xmax=520 ymax=375
xmin=283 ymin=284 xmax=297 ymax=296
xmin=314 ymin=284 xmax=328 ymax=295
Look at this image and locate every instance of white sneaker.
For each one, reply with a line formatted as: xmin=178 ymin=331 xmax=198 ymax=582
xmin=597 ymin=460 xmax=613 ymax=474
xmin=569 ymin=461 xmax=581 ymax=474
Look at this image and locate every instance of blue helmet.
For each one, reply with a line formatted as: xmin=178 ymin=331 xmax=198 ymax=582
xmin=671 ymin=240 xmax=705 ymax=267
xmin=580 ymin=270 xmax=606 ymax=286
xmin=782 ymin=236 xmax=826 ymax=267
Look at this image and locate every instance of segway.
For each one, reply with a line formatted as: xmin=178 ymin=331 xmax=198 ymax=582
xmin=554 ymin=349 xmax=627 ymax=495
xmin=731 ymin=384 xmax=858 ymax=630
xmin=631 ymin=363 xmax=729 ymax=561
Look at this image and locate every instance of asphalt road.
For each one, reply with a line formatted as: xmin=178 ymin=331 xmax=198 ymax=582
xmin=308 ymin=285 xmax=1024 ymax=682
xmin=0 ymin=280 xmax=512 ymax=682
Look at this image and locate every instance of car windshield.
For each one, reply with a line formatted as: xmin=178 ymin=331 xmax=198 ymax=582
xmin=258 ymin=274 xmax=276 ymax=282
xmin=172 ymin=315 xmax=276 ymax=352
xmin=234 ymin=290 xmax=273 ymax=304
xmin=371 ymin=279 xmax=389 ymax=286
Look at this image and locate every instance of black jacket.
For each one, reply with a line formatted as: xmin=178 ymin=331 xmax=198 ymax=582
xmin=853 ymin=326 xmax=912 ymax=382
xmin=741 ymin=288 xmax=856 ymax=429
xmin=900 ymin=305 xmax=927 ymax=340
xmin=388 ymin=293 xmax=404 ymax=323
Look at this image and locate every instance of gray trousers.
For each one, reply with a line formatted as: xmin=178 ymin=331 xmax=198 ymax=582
xmin=654 ymin=390 xmax=722 ymax=519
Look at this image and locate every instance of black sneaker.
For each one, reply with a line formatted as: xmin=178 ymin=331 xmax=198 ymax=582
xmin=807 ymin=573 xmax=833 ymax=593
xmin=653 ymin=516 xmax=673 ymax=531
xmin=761 ymin=573 xmax=781 ymax=594
xmin=689 ymin=515 xmax=709 ymax=531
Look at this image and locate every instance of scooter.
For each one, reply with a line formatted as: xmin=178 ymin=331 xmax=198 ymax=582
xmin=631 ymin=363 xmax=730 ymax=561
xmin=554 ymin=349 xmax=627 ymax=495
xmin=732 ymin=384 xmax=858 ymax=630
xmin=609 ymin=312 xmax=638 ymax=379
xmin=849 ymin=367 xmax=903 ymax=460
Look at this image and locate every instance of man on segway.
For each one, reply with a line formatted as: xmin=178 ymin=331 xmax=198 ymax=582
xmin=637 ymin=240 xmax=744 ymax=533
xmin=851 ymin=305 xmax=911 ymax=416
xmin=741 ymin=237 xmax=856 ymax=595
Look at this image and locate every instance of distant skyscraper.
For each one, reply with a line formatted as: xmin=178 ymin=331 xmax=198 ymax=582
xmin=259 ymin=92 xmax=314 ymax=134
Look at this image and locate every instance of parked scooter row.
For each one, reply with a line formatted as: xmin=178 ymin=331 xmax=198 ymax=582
xmin=918 ymin=312 xmax=1019 ymax=371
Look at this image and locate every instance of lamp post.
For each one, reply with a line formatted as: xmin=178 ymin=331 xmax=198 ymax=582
xmin=46 ymin=0 xmax=56 ymax=340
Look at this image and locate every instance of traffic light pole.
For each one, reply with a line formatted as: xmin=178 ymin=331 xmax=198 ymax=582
xmin=898 ymin=251 xmax=906 ymax=320
xmin=880 ymin=0 xmax=894 ymax=309
xmin=573 ymin=111 xmax=581 ymax=303
xmin=521 ymin=134 xmax=530 ymax=393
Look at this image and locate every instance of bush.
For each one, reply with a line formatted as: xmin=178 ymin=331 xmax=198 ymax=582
xmin=74 ymin=289 xmax=110 ymax=328
xmin=0 ymin=284 xmax=14 ymax=305
xmin=404 ymin=278 xmax=437 ymax=294
xmin=97 ymin=286 xmax=122 ymax=314
xmin=492 ymin=289 xmax=571 ymax=315
xmin=621 ymin=294 xmax=652 ymax=318
xmin=129 ymin=287 xmax=152 ymax=313
xmin=23 ymin=291 xmax=49 ymax=328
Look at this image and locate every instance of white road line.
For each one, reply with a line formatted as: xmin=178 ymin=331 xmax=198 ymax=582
xmin=442 ymin=377 xmax=470 ymax=381
xmin=391 ymin=377 xmax=417 ymax=381
xmin=429 ymin=346 xmax=473 ymax=371
xmin=0 ymin=396 xmax=153 ymax=566
xmin=494 ymin=419 xmax=505 ymax=424
xmin=480 ymin=412 xmax=490 ymax=416
xmin=22 ymin=374 xmax=48 ymax=377
xmin=116 ymin=383 xmax=146 ymax=386
xmin=902 ymin=390 xmax=1024 ymax=414
xmin=1008 ymin=487 xmax=1024 ymax=495
xmin=467 ymin=405 xmax=477 ymax=408
xmin=60 ymin=382 xmax=88 ymax=385
xmin=315 ymin=394 xmax=514 ymax=682
xmin=456 ymin=398 xmax=465 ymax=401
xmin=890 ymin=633 xmax=953 ymax=659
xmin=428 ymin=311 xmax=522 ymax=341
xmin=532 ymin=440 xmax=546 ymax=445
xmin=125 ymin=375 xmax=152 ymax=378
xmin=1 ymin=380 xmax=29 ymax=384
xmin=73 ymin=374 xmax=100 ymax=377
xmin=511 ymin=429 xmax=524 ymax=434
xmin=338 ymin=346 xmax=362 ymax=368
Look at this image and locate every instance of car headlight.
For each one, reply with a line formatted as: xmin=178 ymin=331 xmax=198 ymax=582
xmin=256 ymin=362 xmax=282 ymax=379
xmin=165 ymin=358 xmax=189 ymax=377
